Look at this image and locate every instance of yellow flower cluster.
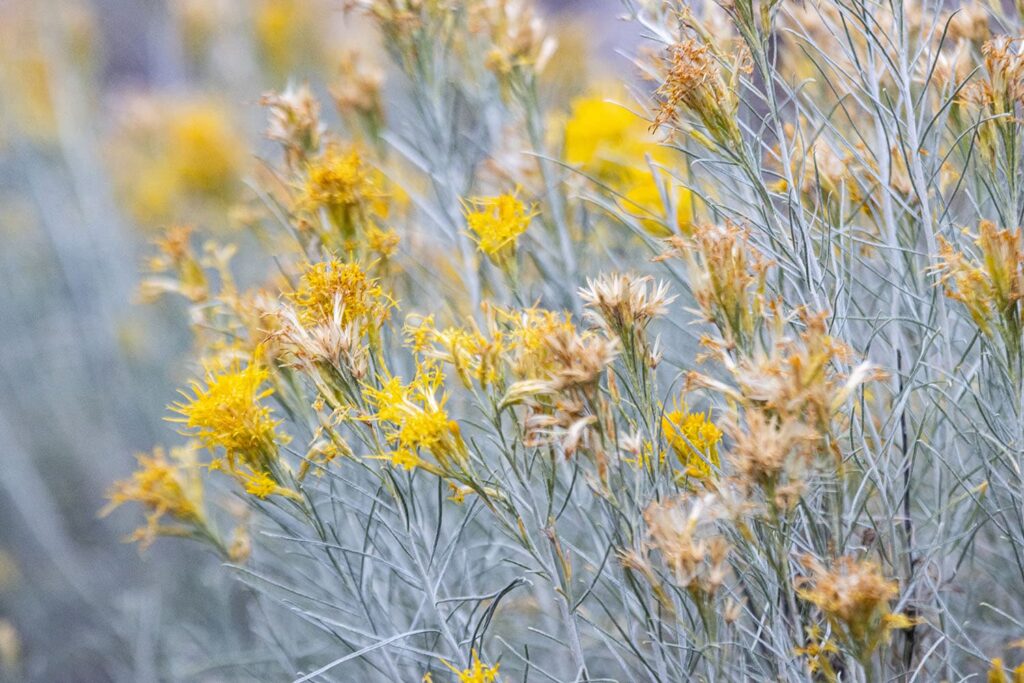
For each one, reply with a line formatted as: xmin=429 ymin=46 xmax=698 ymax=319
xmin=501 ymin=306 xmax=577 ymax=380
xmin=409 ymin=305 xmax=581 ymax=391
xmin=255 ymin=0 xmax=317 ymax=77
xmin=989 ymin=657 xmax=1024 ymax=683
xmin=170 ymin=362 xmax=284 ymax=471
xmin=168 ymin=104 xmax=245 ymax=199
xmin=440 ymin=649 xmax=500 ymax=683
xmin=300 ymin=144 xmax=391 ymax=239
xmin=662 ymin=403 xmax=722 ymax=479
xmin=793 ymin=625 xmax=840 ymax=679
xmin=102 ymin=444 xmax=207 ymax=549
xmin=365 ymin=361 xmax=468 ymax=474
xmin=564 ymin=95 xmax=646 ymax=178
xmin=408 ymin=315 xmax=506 ymax=388
xmin=172 ymin=361 xmax=301 ymax=503
xmin=236 ymin=468 xmax=302 ymax=501
xmin=286 ymin=259 xmax=394 ymax=330
xmin=463 ymin=191 xmax=535 ymax=263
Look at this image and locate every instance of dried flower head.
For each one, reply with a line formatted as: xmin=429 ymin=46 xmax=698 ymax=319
xmin=979 ymin=37 xmax=1024 ymax=111
xmin=541 ymin=325 xmax=619 ymax=395
xmin=659 ymin=222 xmax=770 ymax=350
xmin=277 ymin=298 xmax=369 ymax=381
xmin=934 ymin=221 xmax=1023 ymax=331
xmin=723 ymin=408 xmax=817 ymax=504
xmin=262 ymin=83 xmax=323 ymax=169
xmin=644 ymin=493 xmax=730 ymax=596
xmin=469 ymin=0 xmax=556 ymax=79
xmin=653 ymin=38 xmax=748 ymax=149
xmin=945 ymin=2 xmax=990 ymax=43
xmin=332 ymin=50 xmax=385 ymax=124
xmin=140 ymin=225 xmax=209 ymax=302
xmin=796 ymin=556 xmax=915 ymax=661
xmin=580 ymin=272 xmax=675 ymax=335
xmin=691 ymin=311 xmax=879 ymax=433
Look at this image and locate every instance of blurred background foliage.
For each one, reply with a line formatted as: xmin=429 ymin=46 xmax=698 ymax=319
xmin=0 ymin=1 xmax=622 ymax=680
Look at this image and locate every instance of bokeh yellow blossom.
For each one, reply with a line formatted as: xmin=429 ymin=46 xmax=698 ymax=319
xmin=102 ymin=444 xmax=209 ymax=549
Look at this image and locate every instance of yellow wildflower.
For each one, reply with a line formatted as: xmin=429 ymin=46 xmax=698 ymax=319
xmin=564 ymin=95 xmax=650 ymax=180
xmin=170 ymin=362 xmax=284 ymax=470
xmin=794 ymin=625 xmax=839 ymax=679
xmin=988 ymin=657 xmax=1024 ymax=683
xmin=463 ymin=190 xmax=535 ymax=262
xmin=407 ymin=314 xmax=506 ymax=388
xmin=442 ymin=649 xmax=500 ymax=683
xmin=365 ymin=361 xmax=467 ymax=473
xmin=500 ymin=306 xmax=577 ymax=380
xmin=286 ymin=259 xmax=393 ymax=330
xmin=301 ymin=144 xmax=390 ymax=238
xmin=447 ymin=483 xmax=473 ymax=504
xmin=385 ymin=448 xmax=434 ymax=472
xmin=621 ymin=167 xmax=695 ymax=236
xmin=238 ymin=469 xmax=302 ymax=501
xmin=406 ymin=314 xmax=437 ymax=354
xmin=114 ymin=98 xmax=244 ymax=226
xmin=662 ymin=402 xmax=722 ymax=479
xmin=621 ymin=440 xmax=666 ymax=469
xmin=366 ymin=225 xmax=400 ymax=260
xmin=399 ymin=406 xmax=454 ymax=453
xmin=102 ymin=444 xmax=208 ymax=549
